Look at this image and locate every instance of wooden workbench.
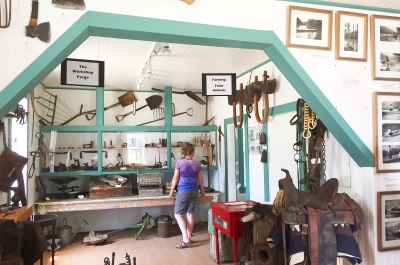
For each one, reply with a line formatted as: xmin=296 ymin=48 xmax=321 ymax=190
xmin=0 ymin=206 xmax=33 ymax=222
xmin=34 ymin=192 xmax=221 ymax=214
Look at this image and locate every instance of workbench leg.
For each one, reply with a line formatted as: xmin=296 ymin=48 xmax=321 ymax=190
xmin=215 ymin=227 xmax=219 ymax=264
xmin=233 ymin=219 xmax=238 ymax=264
xmin=51 ymin=223 xmax=55 ymax=265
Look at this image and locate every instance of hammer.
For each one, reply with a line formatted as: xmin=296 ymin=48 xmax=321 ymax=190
xmin=25 ymin=0 xmax=51 ymax=43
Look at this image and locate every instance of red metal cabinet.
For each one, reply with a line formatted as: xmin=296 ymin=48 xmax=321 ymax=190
xmin=211 ymin=200 xmax=255 ymax=264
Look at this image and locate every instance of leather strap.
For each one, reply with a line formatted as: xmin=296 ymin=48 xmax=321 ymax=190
xmin=308 ymin=208 xmax=319 ymax=265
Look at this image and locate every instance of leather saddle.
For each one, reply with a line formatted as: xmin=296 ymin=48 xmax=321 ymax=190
xmin=279 ymin=169 xmax=365 ymax=265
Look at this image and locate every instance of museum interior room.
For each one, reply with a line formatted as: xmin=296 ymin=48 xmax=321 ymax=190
xmin=1 ymin=0 xmax=400 ymax=264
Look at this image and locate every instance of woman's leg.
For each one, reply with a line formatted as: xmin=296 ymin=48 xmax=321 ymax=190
xmin=175 ymin=213 xmax=190 ymax=243
xmin=186 ymin=189 xmax=199 ymax=241
xmin=186 ymin=212 xmax=194 ymax=240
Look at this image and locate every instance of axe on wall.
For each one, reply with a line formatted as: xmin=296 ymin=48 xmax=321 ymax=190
xmin=52 ymin=0 xmax=86 ymax=10
xmin=25 ymin=0 xmax=51 ymax=43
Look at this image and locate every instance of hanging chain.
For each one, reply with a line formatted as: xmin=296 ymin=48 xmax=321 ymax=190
xmin=302 ymin=103 xmax=311 ymax=139
xmin=322 ymin=139 xmax=326 ymax=181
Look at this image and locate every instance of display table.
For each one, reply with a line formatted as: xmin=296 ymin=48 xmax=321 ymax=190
xmin=34 ymin=192 xmax=221 ymax=214
xmin=0 ymin=205 xmax=33 ymax=222
xmin=212 ymin=200 xmax=255 ymax=264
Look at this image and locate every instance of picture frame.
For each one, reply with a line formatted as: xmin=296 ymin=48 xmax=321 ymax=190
xmin=373 ymin=92 xmax=400 ymax=173
xmin=371 ymin=15 xmax=400 ymax=80
xmin=335 ymin=11 xmax=368 ymax=61
xmin=377 ymin=191 xmax=400 ymax=251
xmin=286 ymin=5 xmax=333 ymax=50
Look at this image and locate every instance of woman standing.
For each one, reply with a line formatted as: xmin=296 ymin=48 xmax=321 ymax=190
xmin=169 ymin=143 xmax=205 ymax=249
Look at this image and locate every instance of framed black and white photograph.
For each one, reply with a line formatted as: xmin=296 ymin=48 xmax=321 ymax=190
xmin=373 ymin=92 xmax=400 ymax=173
xmin=286 ymin=6 xmax=332 ymax=50
xmin=335 ymin=11 xmax=368 ymax=61
xmin=378 ymin=191 xmax=400 ymax=251
xmin=371 ymin=15 xmax=400 ymax=80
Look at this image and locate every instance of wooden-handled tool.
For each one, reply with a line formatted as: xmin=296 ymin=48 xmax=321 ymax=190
xmin=85 ymin=90 xmax=137 ymax=121
xmin=115 ymin=95 xmax=162 ymax=122
xmin=218 ymin=125 xmax=224 ymax=166
xmin=25 ymin=0 xmax=51 ymax=43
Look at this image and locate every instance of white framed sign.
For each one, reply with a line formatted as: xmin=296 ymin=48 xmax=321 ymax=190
xmin=61 ymin=58 xmax=105 ymax=87
xmin=202 ymin=73 xmax=236 ymax=96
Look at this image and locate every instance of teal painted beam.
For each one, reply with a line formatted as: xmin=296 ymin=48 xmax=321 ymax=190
xmin=85 ymin=12 xmax=270 ymax=50
xmin=243 ymin=116 xmax=250 ymax=200
xmin=0 ymin=24 xmax=91 ymax=119
xmin=269 ymin=101 xmax=297 ymax=116
xmin=165 ymin=86 xmax=172 ymax=126
xmin=263 ymin=120 xmax=270 ymax=202
xmin=263 ymin=34 xmax=373 ymax=167
xmin=96 ymin=87 xmax=104 ymax=126
xmin=40 ymin=125 xmax=217 ymax=132
xmin=277 ymin=0 xmax=400 ymax=14
xmin=97 ymin=130 xmax=103 ymax=172
xmin=0 ymin=10 xmax=372 ymax=169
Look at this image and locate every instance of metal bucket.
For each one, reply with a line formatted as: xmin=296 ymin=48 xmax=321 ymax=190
xmin=155 ymin=213 xmax=173 ymax=238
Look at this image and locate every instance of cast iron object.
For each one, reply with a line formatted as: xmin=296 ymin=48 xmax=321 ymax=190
xmin=115 ymin=95 xmax=163 ymax=122
xmin=25 ymin=0 xmax=51 ymax=43
xmin=80 ymin=150 xmax=108 ymax=159
xmin=0 ymin=0 xmax=12 ymax=28
xmin=52 ymin=0 xmax=86 ymax=10
xmin=48 ymin=177 xmax=77 ymax=185
xmin=203 ymin=156 xmax=214 ymax=192
xmin=152 ymin=87 xmax=205 ymax=105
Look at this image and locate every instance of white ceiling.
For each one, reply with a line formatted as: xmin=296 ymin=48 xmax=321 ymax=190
xmin=42 ymin=37 xmax=269 ymax=92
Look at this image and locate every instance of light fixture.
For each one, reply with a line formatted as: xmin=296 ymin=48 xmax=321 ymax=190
xmin=161 ymin=44 xmax=172 ymax=56
xmin=135 ymin=42 xmax=172 ymax=90
xmin=152 ymin=42 xmax=172 ymax=56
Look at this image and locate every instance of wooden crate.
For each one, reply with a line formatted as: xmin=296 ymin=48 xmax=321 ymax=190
xmin=89 ymin=176 xmax=132 ymax=199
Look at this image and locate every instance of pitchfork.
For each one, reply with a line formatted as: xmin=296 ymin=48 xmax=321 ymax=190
xmin=137 ymin=108 xmax=193 ymax=126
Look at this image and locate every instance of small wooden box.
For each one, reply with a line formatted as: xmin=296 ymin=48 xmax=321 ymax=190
xmin=89 ymin=176 xmax=132 ymax=199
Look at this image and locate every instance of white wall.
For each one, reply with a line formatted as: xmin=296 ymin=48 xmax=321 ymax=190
xmin=2 ymin=0 xmax=400 ymax=264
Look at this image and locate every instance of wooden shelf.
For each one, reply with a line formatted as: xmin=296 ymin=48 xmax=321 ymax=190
xmin=34 ymin=192 xmax=221 ymax=214
xmin=40 ymin=165 xmax=219 ymax=177
xmin=54 ymin=146 xmax=212 ymax=151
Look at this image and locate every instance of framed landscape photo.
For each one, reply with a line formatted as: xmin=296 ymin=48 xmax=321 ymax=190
xmin=335 ymin=11 xmax=368 ymax=61
xmin=371 ymin=15 xmax=400 ymax=80
xmin=286 ymin=6 xmax=333 ymax=50
xmin=377 ymin=191 xmax=400 ymax=251
xmin=373 ymin=92 xmax=400 ymax=173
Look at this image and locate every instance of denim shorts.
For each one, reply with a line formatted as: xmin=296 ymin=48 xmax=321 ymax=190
xmin=174 ymin=189 xmax=199 ymax=215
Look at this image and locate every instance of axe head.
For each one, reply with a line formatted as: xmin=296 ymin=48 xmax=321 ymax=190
xmin=37 ymin=22 xmax=51 ymax=43
xmin=52 ymin=0 xmax=86 ymax=10
xmin=25 ymin=22 xmax=51 ymax=43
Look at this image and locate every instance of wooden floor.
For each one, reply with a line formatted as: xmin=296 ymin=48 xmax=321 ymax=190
xmin=35 ymin=223 xmax=235 ymax=265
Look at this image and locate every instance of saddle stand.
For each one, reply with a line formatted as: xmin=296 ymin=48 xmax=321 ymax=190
xmin=279 ymin=169 xmax=365 ymax=265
